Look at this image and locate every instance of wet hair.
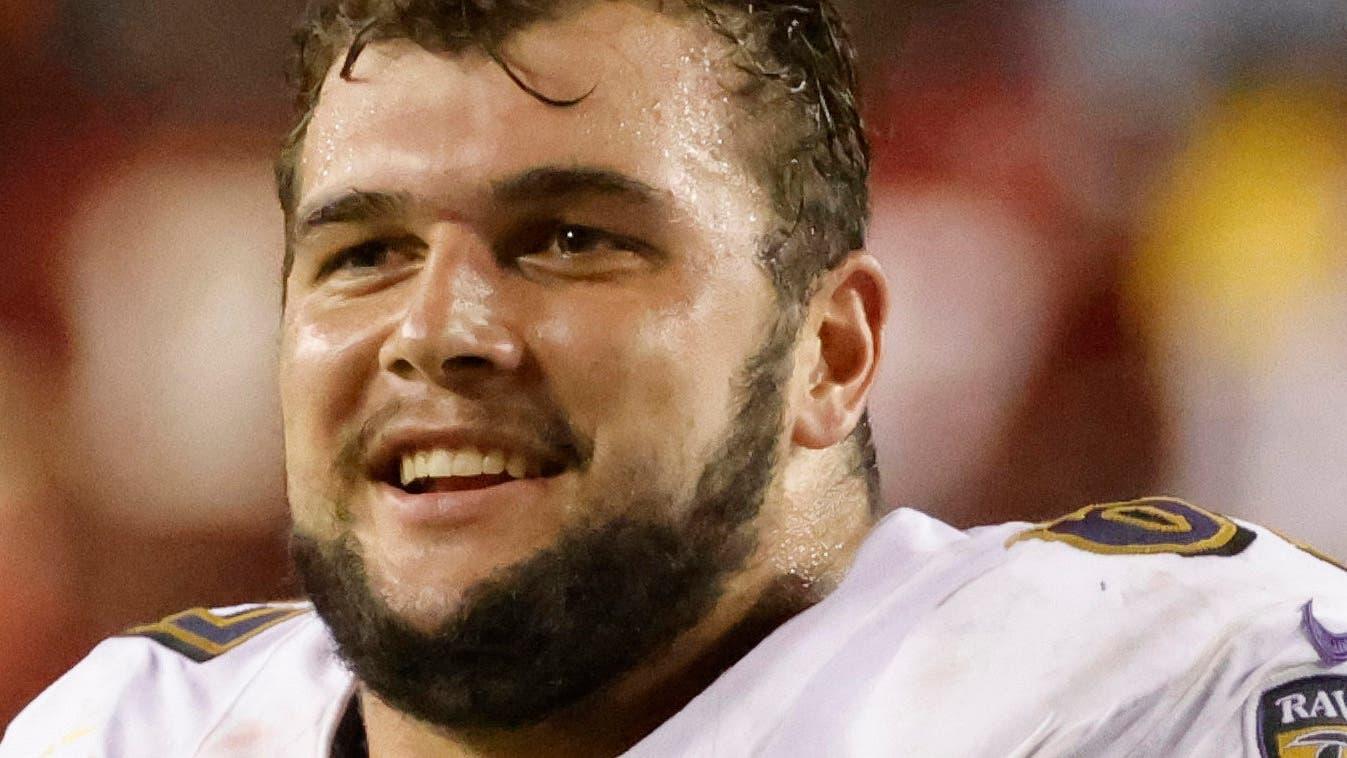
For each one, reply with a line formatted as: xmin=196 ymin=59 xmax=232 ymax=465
xmin=278 ymin=0 xmax=869 ymax=294
xmin=275 ymin=0 xmax=880 ymax=512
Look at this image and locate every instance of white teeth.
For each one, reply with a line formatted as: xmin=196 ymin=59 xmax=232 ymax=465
xmin=427 ymin=449 xmax=453 ymax=478
xmin=505 ymin=453 xmax=528 ymax=479
xmin=482 ymin=449 xmax=506 ymax=475
xmin=452 ymin=447 xmax=483 ymax=476
xmin=397 ymin=446 xmax=540 ymax=485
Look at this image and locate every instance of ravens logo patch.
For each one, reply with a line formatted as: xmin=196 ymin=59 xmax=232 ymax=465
xmin=1256 ymin=675 xmax=1347 ymax=757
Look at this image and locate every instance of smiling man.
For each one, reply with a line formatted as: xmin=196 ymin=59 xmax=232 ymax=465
xmin=276 ymin=1 xmax=883 ymax=747
xmin=10 ymin=2 xmax=1347 ymax=757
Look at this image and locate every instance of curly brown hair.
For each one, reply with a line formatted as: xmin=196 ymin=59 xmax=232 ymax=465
xmin=275 ymin=0 xmax=880 ymax=510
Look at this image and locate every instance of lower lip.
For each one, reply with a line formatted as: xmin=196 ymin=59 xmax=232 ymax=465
xmin=374 ymin=476 xmax=552 ymax=528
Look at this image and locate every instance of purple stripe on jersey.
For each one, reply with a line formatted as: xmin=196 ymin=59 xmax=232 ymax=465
xmin=1047 ymin=501 xmax=1223 ymax=547
xmin=1302 ymin=600 xmax=1347 ymax=666
xmin=174 ymin=608 xmax=292 ymax=646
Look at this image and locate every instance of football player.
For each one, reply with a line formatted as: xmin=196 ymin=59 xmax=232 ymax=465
xmin=7 ymin=1 xmax=1347 ymax=756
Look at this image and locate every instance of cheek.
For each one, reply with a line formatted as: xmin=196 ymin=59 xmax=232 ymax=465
xmin=534 ymin=293 xmax=706 ymax=414
xmin=640 ymin=309 xmax=752 ymax=437
xmin=532 ymin=287 xmax=753 ymax=494
xmin=280 ymin=307 xmax=391 ymax=490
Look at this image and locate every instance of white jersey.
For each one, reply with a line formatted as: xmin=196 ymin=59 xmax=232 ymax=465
xmin=7 ymin=497 xmax=1347 ymax=757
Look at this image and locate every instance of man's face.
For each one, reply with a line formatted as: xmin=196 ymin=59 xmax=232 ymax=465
xmin=280 ymin=1 xmax=783 ymax=638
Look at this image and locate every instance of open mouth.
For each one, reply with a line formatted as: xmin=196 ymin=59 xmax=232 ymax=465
xmin=375 ymin=446 xmax=569 ymax=494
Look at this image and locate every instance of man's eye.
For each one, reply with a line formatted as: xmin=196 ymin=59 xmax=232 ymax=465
xmin=315 ymin=237 xmax=416 ymax=282
xmin=548 ymin=225 xmax=635 ymax=257
xmin=512 ymin=222 xmax=653 ymax=279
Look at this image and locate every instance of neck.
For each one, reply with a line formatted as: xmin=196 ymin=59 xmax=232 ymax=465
xmin=360 ymin=570 xmax=817 ymax=757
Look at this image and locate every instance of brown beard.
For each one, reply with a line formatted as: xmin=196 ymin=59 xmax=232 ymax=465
xmin=291 ymin=311 xmax=798 ymax=730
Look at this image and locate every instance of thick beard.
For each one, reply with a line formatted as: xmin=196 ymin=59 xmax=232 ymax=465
xmin=291 ymin=313 xmax=797 ymax=731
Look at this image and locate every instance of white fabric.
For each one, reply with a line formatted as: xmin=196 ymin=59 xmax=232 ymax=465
xmin=7 ymin=507 xmax=1347 ymax=757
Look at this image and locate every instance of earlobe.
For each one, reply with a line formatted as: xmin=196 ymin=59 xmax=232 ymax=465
xmin=790 ymin=254 xmax=888 ymax=450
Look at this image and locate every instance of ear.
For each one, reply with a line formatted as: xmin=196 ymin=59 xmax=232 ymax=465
xmin=790 ymin=253 xmax=889 ymax=449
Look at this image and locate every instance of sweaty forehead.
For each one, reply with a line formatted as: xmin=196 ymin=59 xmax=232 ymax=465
xmin=296 ymin=1 xmax=768 ymax=228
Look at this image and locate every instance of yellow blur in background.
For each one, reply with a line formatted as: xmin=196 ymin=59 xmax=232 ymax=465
xmin=1 ymin=0 xmax=1345 ymax=728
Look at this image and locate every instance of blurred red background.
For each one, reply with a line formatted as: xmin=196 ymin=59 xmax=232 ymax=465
xmin=3 ymin=0 xmax=1345 ymax=728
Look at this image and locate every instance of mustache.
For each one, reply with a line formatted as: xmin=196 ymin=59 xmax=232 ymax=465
xmin=332 ymin=396 xmax=593 ymax=480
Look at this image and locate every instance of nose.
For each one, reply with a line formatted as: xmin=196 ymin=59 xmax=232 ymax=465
xmin=378 ymin=232 xmax=524 ymax=387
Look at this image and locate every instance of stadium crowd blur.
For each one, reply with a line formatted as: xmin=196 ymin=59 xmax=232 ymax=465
xmin=2 ymin=0 xmax=1345 ymax=728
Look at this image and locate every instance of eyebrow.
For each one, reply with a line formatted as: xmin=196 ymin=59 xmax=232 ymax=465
xmin=490 ymin=167 xmax=667 ymax=209
xmin=295 ymin=189 xmax=411 ymax=239
xmin=293 ymin=167 xmax=669 ymax=240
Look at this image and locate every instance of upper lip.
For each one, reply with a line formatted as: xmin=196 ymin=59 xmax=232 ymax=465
xmin=364 ymin=422 xmax=576 ymax=484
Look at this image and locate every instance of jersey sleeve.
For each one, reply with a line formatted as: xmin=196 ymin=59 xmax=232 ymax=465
xmin=914 ymin=499 xmax=1347 ymax=757
xmin=1 ymin=603 xmax=314 ymax=757
xmin=1052 ymin=595 xmax=1347 ymax=757
xmin=0 ymin=636 xmax=200 ymax=757
xmin=1236 ymin=600 xmax=1347 ymax=758
xmin=1002 ymin=502 xmax=1347 ymax=757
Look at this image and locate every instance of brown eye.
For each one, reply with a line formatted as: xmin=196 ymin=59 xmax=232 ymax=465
xmin=553 ymin=225 xmax=613 ymax=256
xmin=315 ymin=236 xmax=418 ymax=282
xmin=511 ymin=221 xmax=655 ymax=279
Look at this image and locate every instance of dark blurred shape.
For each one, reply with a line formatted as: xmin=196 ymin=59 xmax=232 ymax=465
xmin=1 ymin=0 xmax=112 ymax=726
xmin=862 ymin=1 xmax=1165 ymax=526
xmin=56 ymin=0 xmax=300 ymax=125
xmin=970 ymin=273 xmax=1165 ymax=526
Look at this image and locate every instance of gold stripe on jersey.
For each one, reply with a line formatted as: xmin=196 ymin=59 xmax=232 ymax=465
xmin=122 ymin=605 xmax=305 ymax=662
xmin=1271 ymin=724 xmax=1347 ymax=757
xmin=1099 ymin=503 xmax=1192 ymax=533
xmin=1264 ymin=525 xmax=1347 ymax=573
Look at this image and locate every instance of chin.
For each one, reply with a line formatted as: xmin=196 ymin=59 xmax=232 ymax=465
xmin=379 ymin=593 xmax=462 ymax=634
xmin=362 ymin=557 xmax=475 ymax=631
